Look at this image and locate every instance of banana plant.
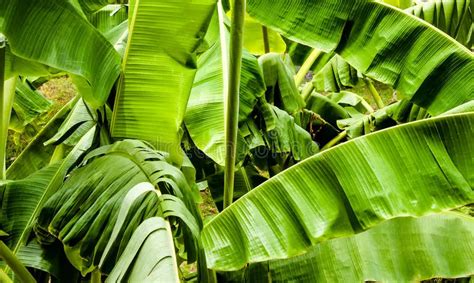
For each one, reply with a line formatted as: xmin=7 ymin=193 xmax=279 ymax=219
xmin=247 ymin=0 xmax=473 ymax=114
xmin=220 ymin=213 xmax=474 ymax=282
xmin=0 ymin=0 xmax=473 ymax=282
xmin=202 ymin=112 xmax=474 ymax=270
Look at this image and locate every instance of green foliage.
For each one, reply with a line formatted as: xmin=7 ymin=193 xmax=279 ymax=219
xmin=0 ymin=0 xmax=473 ymax=281
xmin=110 ymin=0 xmax=216 ymax=163
xmin=246 ymin=0 xmax=473 ymax=115
xmin=202 ymin=113 xmax=474 ymax=270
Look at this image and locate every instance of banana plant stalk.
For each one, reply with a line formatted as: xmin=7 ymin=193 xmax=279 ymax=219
xmin=294 ymin=48 xmax=322 ymax=87
xmin=262 ymin=26 xmax=270 ymax=53
xmin=364 ymin=77 xmax=385 ymax=109
xmin=321 ymin=130 xmax=347 ymax=150
xmin=0 ymin=241 xmax=36 ymax=283
xmin=223 ymin=0 xmax=246 ymax=209
xmin=0 ymin=37 xmax=16 ymax=180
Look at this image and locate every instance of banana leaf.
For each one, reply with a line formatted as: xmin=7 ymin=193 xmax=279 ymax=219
xmin=87 ymin=4 xmax=127 ymax=34
xmin=0 ymin=127 xmax=96 ymax=279
xmin=246 ymin=0 xmax=474 ymax=115
xmin=6 ymin=97 xmax=78 ymax=180
xmin=258 ymin=53 xmax=305 ymax=114
xmin=313 ymin=55 xmax=360 ymax=93
xmin=202 ymin=112 xmax=474 ymax=270
xmin=9 ymin=79 xmax=52 ymax=133
xmin=407 ymin=0 xmax=472 ymax=48
xmin=76 ymin=0 xmax=121 ymax=13
xmin=442 ymin=100 xmax=474 ymax=115
xmin=107 ymin=217 xmax=179 ymax=282
xmin=34 ymin=140 xmax=206 ymax=278
xmin=383 ymin=0 xmax=414 ymax=9
xmin=259 ymin=103 xmax=318 ymax=160
xmin=110 ymin=0 xmax=216 ymax=164
xmin=0 ymin=0 xmax=121 ymax=107
xmin=223 ymin=213 xmax=474 ymax=282
xmin=44 ymin=98 xmax=98 ymax=147
xmin=185 ymin=9 xmax=266 ymax=166
xmin=0 ymin=165 xmax=80 ymax=281
xmin=242 ymin=14 xmax=286 ymax=55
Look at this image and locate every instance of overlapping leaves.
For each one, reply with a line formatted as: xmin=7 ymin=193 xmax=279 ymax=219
xmin=202 ymin=113 xmax=474 ymax=270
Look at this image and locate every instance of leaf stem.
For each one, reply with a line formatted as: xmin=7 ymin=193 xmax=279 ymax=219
xmin=91 ymin=268 xmax=101 ymax=283
xmin=223 ymin=0 xmax=246 ymax=209
xmin=294 ymin=48 xmax=321 ymax=87
xmin=0 ymin=241 xmax=36 ymax=283
xmin=0 ymin=269 xmax=12 ymax=283
xmin=321 ymin=130 xmax=347 ymax=150
xmin=364 ymin=77 xmax=384 ymax=109
xmin=261 ymin=26 xmax=270 ymax=53
xmin=0 ymin=38 xmax=16 ymax=180
xmin=301 ymin=82 xmax=315 ymax=102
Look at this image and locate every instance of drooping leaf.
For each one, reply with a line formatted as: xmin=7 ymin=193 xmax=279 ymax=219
xmin=2 ymin=126 xmax=96 ymax=264
xmin=0 ymin=0 xmax=121 ymax=107
xmin=76 ymin=0 xmax=126 ymax=13
xmin=313 ymin=55 xmax=360 ymax=93
xmin=202 ymin=113 xmax=474 ymax=270
xmin=258 ymin=53 xmax=305 ymax=114
xmin=107 ymin=217 xmax=179 ymax=283
xmin=110 ymin=0 xmax=216 ymax=163
xmin=15 ymin=241 xmax=79 ymax=282
xmin=9 ymin=78 xmax=52 ymax=133
xmin=44 ymin=98 xmax=97 ymax=147
xmin=305 ymin=93 xmax=351 ymax=127
xmin=35 ymin=140 xmax=204 ymax=277
xmin=328 ymin=91 xmax=373 ymax=114
xmin=103 ymin=20 xmax=128 ymax=56
xmin=259 ymin=103 xmax=318 ymax=160
xmin=246 ymin=0 xmax=474 ymax=115
xmin=6 ymin=97 xmax=78 ymax=180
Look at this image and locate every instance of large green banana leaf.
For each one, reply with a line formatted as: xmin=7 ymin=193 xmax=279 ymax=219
xmin=202 ymin=112 xmax=474 ymax=270
xmin=407 ymin=0 xmax=473 ymax=48
xmin=312 ymin=0 xmax=472 ymax=93
xmin=225 ymin=213 xmax=474 ymax=282
xmin=34 ymin=140 xmax=205 ymax=278
xmin=185 ymin=7 xmax=267 ymax=166
xmin=110 ymin=0 xmax=215 ymax=163
xmin=246 ymin=0 xmax=474 ymax=115
xmin=0 ymin=0 xmax=121 ymax=107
